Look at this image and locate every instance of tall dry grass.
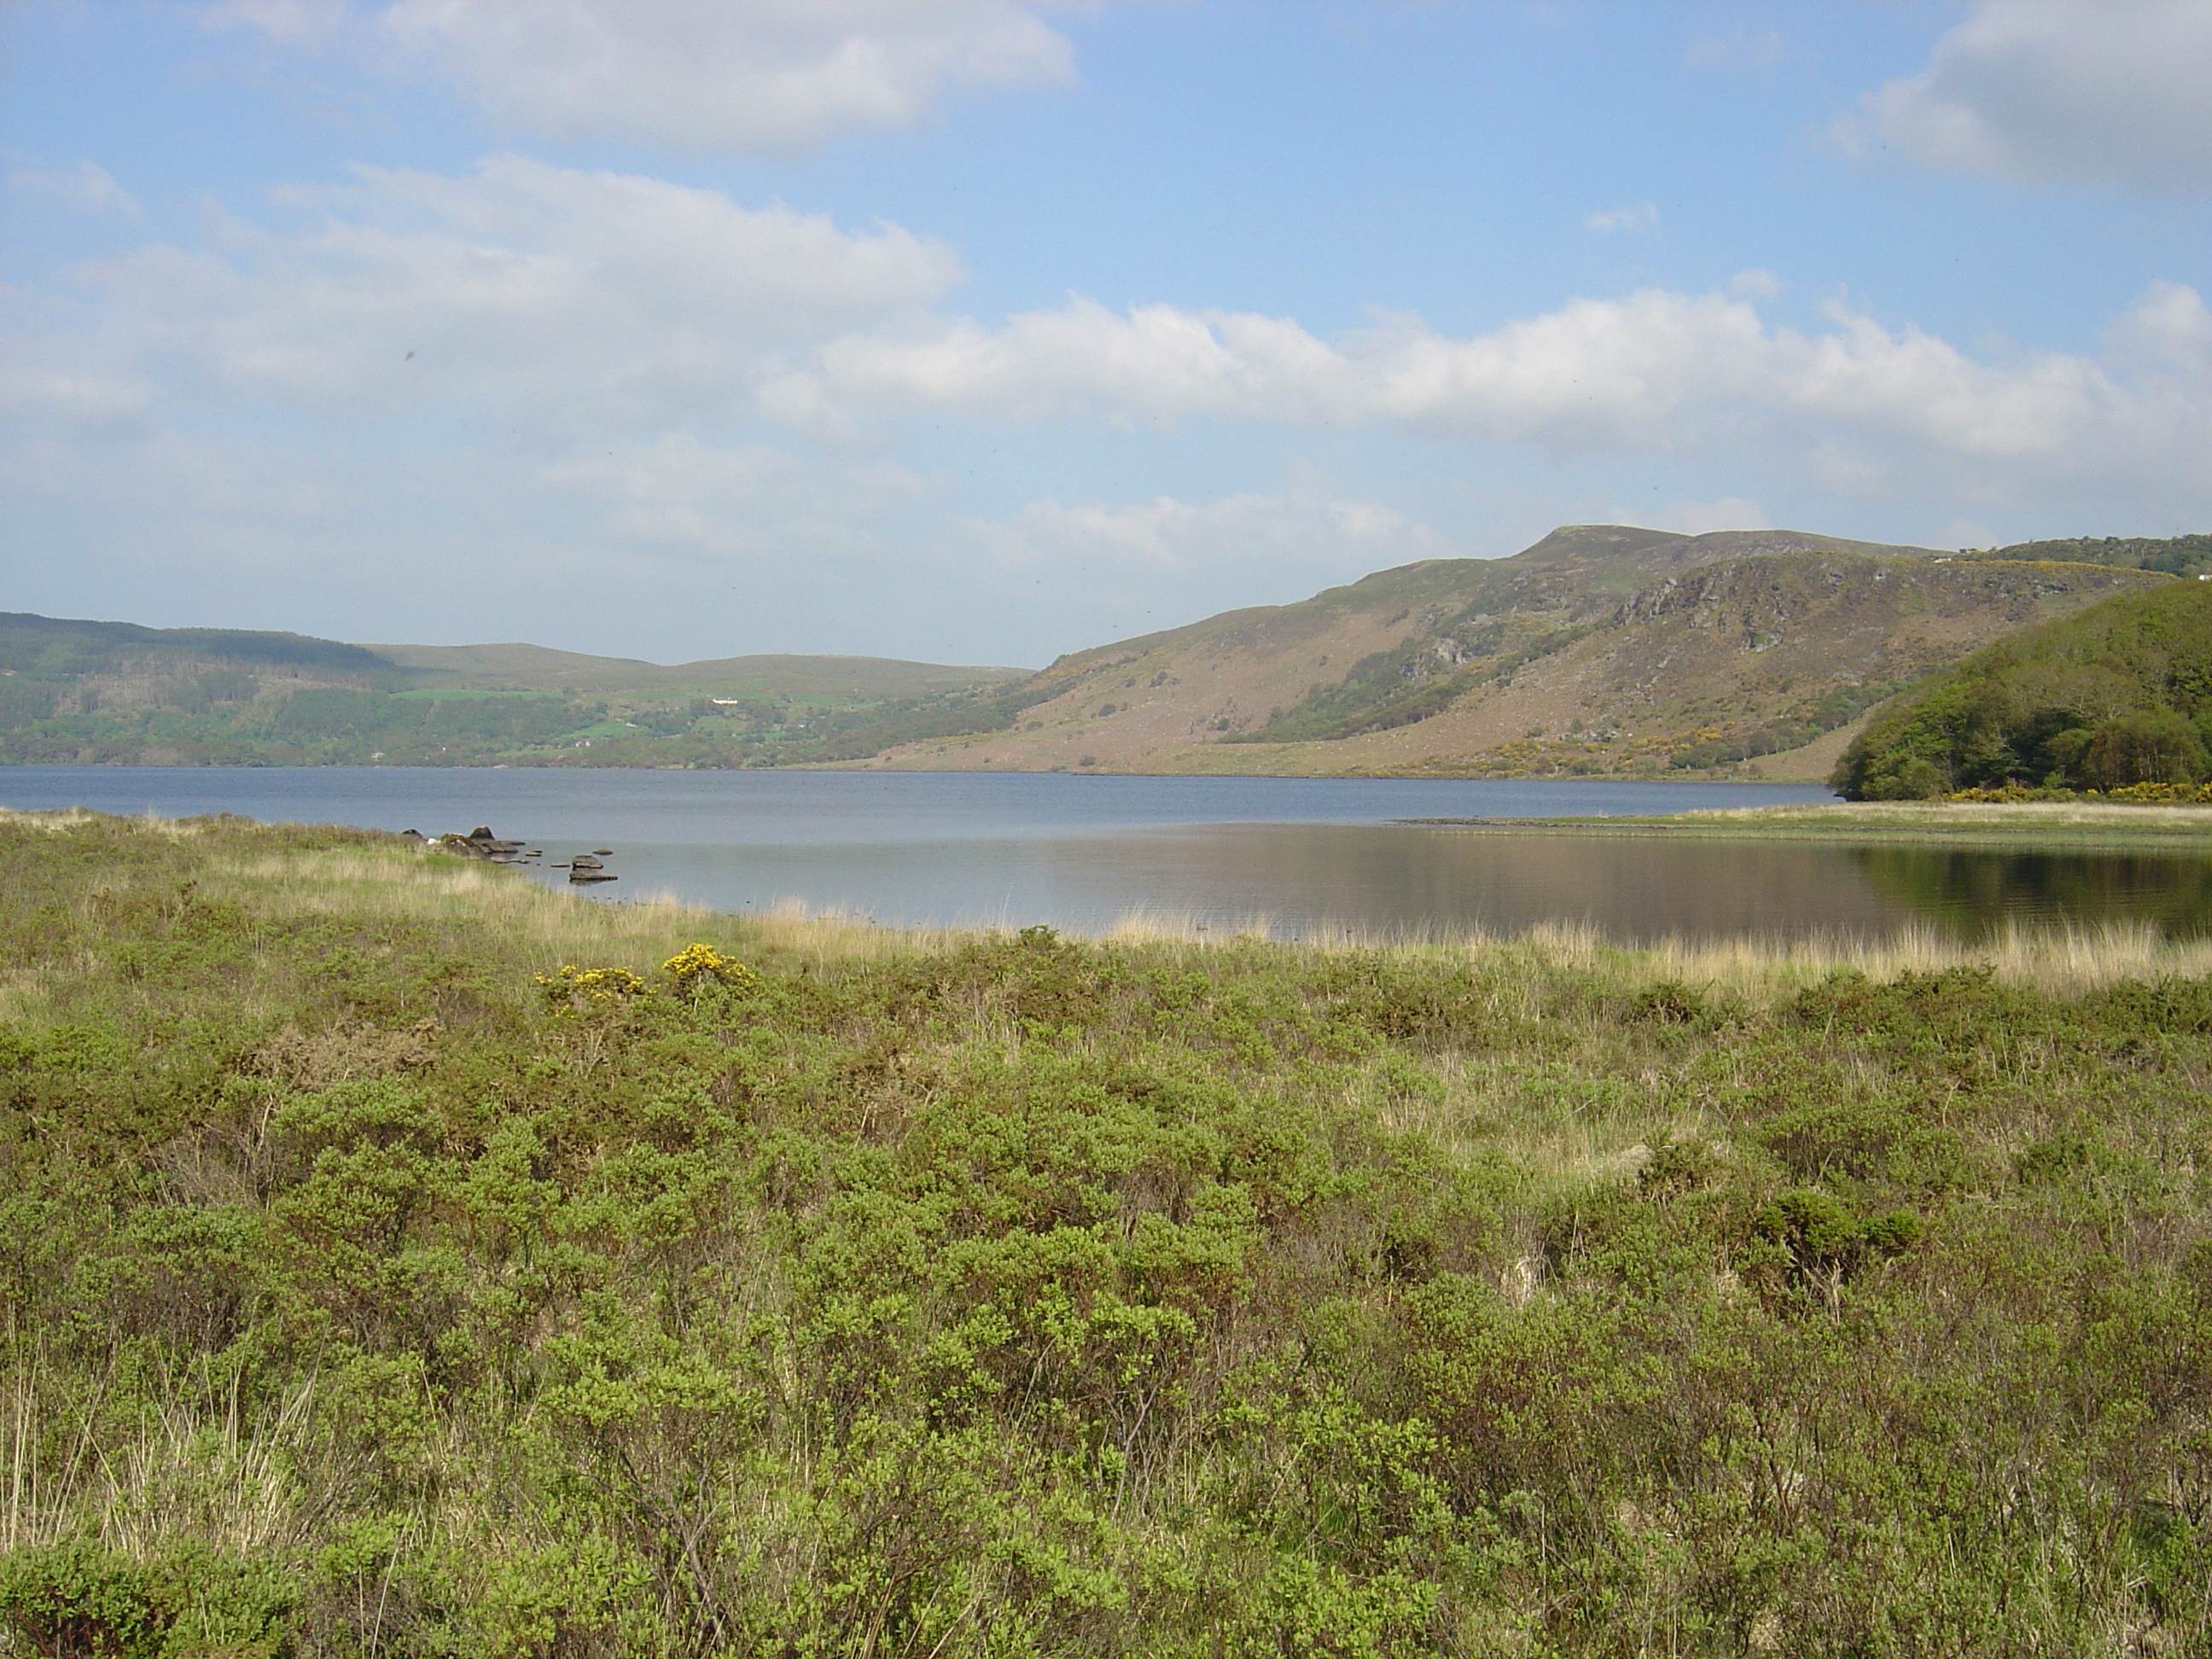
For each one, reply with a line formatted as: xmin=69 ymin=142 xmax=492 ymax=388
xmin=4 ymin=812 xmax=2200 ymax=1027
xmin=1104 ymin=903 xmax=2209 ymax=998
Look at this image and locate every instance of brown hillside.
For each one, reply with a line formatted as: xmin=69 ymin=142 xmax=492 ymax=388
xmin=864 ymin=527 xmax=2168 ymax=778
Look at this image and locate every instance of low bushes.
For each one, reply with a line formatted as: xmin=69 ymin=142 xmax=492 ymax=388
xmin=0 ymin=813 xmax=2208 ymax=1654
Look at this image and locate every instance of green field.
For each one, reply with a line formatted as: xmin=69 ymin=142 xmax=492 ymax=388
xmin=1 ymin=812 xmax=2208 ymax=1655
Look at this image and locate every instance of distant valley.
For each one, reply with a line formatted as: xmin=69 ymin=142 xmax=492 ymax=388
xmin=3 ymin=527 xmax=2203 ymax=780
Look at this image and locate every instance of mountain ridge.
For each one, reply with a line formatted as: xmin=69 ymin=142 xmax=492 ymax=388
xmin=859 ymin=527 xmax=2168 ymax=780
xmin=1 ymin=525 xmax=2197 ymax=775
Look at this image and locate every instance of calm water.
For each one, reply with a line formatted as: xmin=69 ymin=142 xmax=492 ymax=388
xmin=3 ymin=765 xmax=2206 ymax=943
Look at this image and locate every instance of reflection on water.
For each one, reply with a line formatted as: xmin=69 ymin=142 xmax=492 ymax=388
xmin=1850 ymin=845 xmax=2212 ymax=941
xmin=0 ymin=765 xmax=2203 ymax=942
xmin=518 ymin=825 xmax=2212 ymax=945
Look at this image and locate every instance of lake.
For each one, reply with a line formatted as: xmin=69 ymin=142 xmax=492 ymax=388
xmin=4 ymin=765 xmax=2206 ymax=943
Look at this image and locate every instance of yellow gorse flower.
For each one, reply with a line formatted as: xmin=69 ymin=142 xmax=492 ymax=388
xmin=661 ymin=942 xmax=759 ymax=995
xmin=533 ymin=963 xmax=649 ymax=1012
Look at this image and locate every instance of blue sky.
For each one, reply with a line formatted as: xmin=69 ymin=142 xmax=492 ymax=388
xmin=4 ymin=2 xmax=2209 ymax=666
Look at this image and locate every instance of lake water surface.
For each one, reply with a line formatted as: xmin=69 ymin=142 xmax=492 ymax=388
xmin=4 ymin=765 xmax=2206 ymax=943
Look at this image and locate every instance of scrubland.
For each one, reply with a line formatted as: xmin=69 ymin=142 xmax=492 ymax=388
xmin=0 ymin=810 xmax=2206 ymax=1656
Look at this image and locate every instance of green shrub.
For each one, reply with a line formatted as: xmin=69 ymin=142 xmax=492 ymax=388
xmin=0 ymin=1541 xmax=171 ymax=1658
xmin=4 ymin=813 xmax=2211 ymax=1654
xmin=1749 ymin=1189 xmax=1922 ymax=1306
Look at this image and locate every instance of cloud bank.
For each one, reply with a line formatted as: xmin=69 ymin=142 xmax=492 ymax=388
xmin=782 ymin=287 xmax=2212 ymax=504
xmin=23 ymin=154 xmax=958 ymax=431
xmin=17 ymin=154 xmax=2212 ymax=518
xmin=202 ymin=0 xmax=1085 ymax=150
xmin=1837 ymin=0 xmax=2212 ymax=192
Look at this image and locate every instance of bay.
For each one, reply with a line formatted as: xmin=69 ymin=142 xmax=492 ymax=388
xmin=3 ymin=765 xmax=2203 ymax=943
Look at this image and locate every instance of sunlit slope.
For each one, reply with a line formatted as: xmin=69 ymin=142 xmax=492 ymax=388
xmin=0 ymin=611 xmax=1029 ymax=767
xmin=1831 ymin=579 xmax=2212 ymax=799
xmin=362 ymin=641 xmax=1030 ymax=699
xmin=0 ymin=611 xmax=398 ymax=682
xmin=864 ymin=527 xmax=2168 ymax=778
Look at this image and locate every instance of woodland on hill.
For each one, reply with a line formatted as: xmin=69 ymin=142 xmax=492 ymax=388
xmin=1832 ymin=582 xmax=2212 ymax=800
xmin=0 ymin=813 xmax=2207 ymax=1656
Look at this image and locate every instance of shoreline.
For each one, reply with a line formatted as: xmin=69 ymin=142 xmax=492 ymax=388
xmin=1396 ymin=799 xmax=2212 ymax=849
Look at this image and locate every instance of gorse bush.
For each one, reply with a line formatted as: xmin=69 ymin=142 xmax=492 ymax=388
xmin=533 ymin=963 xmax=649 ymax=1011
xmin=0 ymin=812 xmax=2208 ymax=1655
xmin=659 ymin=942 xmax=757 ymax=997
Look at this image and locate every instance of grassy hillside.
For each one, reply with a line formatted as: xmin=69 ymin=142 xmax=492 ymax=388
xmin=1831 ymin=581 xmax=2212 ymax=800
xmin=0 ymin=614 xmax=1024 ymax=769
xmin=1979 ymin=533 xmax=2212 ymax=579
xmin=0 ymin=811 xmax=2208 ymax=1654
xmin=0 ymin=613 xmax=396 ymax=684
xmin=366 ymin=642 xmax=1029 ymax=701
xmin=863 ymin=527 xmax=2166 ymax=780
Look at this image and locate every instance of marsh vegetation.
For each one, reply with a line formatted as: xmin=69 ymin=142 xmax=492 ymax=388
xmin=0 ymin=812 xmax=2206 ymax=1655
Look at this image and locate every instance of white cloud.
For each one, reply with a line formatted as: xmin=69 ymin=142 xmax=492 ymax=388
xmin=7 ymin=160 xmax=143 ymax=218
xmin=781 ymin=282 xmax=2212 ymax=504
xmin=968 ymin=492 xmax=1454 ymax=577
xmin=1684 ymin=28 xmax=1783 ymax=71
xmin=537 ymin=434 xmax=927 ymax=557
xmin=13 ymin=148 xmax=2212 ymax=646
xmin=46 ymin=154 xmax=958 ymax=431
xmin=1836 ymin=0 xmax=2212 ymax=191
xmin=1639 ymin=497 xmax=1771 ymax=536
xmin=202 ymin=0 xmax=1084 ymax=151
xmin=1583 ymin=201 xmax=1657 ymax=234
xmin=2107 ymin=278 xmax=2212 ymax=378
xmin=200 ymin=0 xmax=352 ymax=48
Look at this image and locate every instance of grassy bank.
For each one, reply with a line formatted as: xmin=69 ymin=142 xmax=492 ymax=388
xmin=0 ymin=811 xmax=2208 ymax=1656
xmin=1408 ymin=798 xmax=2212 ymax=852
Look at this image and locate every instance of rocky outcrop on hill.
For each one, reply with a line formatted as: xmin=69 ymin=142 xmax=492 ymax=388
xmin=861 ymin=527 xmax=2174 ymax=781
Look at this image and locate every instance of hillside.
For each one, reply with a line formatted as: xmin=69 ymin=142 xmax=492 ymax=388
xmin=2 ymin=528 xmax=2196 ymax=775
xmin=1831 ymin=579 xmax=2212 ymax=799
xmin=365 ymin=640 xmax=1028 ymax=700
xmin=0 ymin=613 xmax=1024 ymax=767
xmin=1979 ymin=533 xmax=2212 ymax=579
xmin=0 ymin=611 xmax=398 ymax=683
xmin=862 ymin=527 xmax=2170 ymax=780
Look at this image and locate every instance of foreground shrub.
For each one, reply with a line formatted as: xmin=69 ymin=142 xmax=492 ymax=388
xmin=0 ymin=813 xmax=2208 ymax=1655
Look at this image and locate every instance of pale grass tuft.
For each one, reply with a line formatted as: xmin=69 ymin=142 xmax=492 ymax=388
xmin=3 ymin=1326 xmax=317 ymax=1558
xmin=1100 ymin=906 xmax=1212 ymax=946
xmin=747 ymin=895 xmax=979 ymax=964
xmin=199 ymin=847 xmax=743 ymax=970
xmin=0 ymin=966 xmax=56 ymax=1027
xmin=1516 ymin=918 xmax=1605 ymax=971
xmin=1634 ymin=918 xmax=2212 ymax=998
xmin=96 ymin=1386 xmax=313 ymax=1559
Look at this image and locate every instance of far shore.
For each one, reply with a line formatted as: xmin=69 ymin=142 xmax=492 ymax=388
xmin=1396 ymin=799 xmax=2212 ymax=850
